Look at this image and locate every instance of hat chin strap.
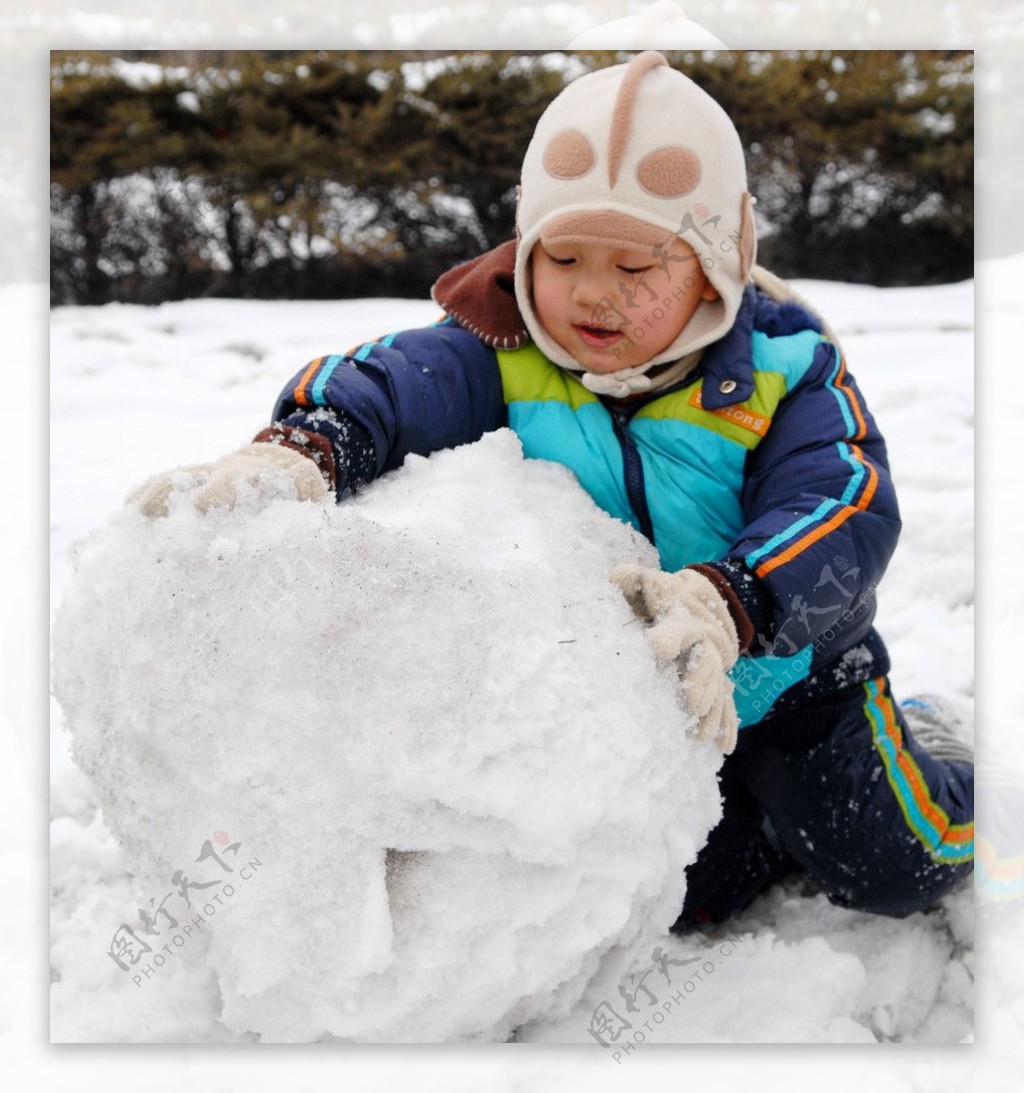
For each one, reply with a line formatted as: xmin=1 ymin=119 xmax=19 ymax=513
xmin=571 ymin=343 xmax=705 ymax=398
xmin=579 ymin=363 xmax=656 ymax=397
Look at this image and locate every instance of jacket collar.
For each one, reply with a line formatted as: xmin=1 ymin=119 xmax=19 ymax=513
xmin=693 ymin=283 xmax=757 ymax=409
xmin=430 ymin=240 xmax=529 ymax=350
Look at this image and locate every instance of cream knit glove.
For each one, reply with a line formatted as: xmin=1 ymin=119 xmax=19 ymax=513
xmin=610 ymin=564 xmax=740 ymax=753
xmin=129 ymin=443 xmax=329 ymax=517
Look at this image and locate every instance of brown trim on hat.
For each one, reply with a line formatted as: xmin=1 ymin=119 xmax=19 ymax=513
xmin=540 ymin=209 xmax=674 ymax=250
xmin=543 ymin=128 xmax=597 ymax=180
xmin=635 ymin=145 xmax=702 ymax=198
xmin=740 ymin=192 xmax=757 ymax=282
xmin=608 ymin=51 xmax=668 ymax=188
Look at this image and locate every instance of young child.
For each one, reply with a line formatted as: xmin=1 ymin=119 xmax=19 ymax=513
xmin=134 ymin=51 xmax=974 ymax=928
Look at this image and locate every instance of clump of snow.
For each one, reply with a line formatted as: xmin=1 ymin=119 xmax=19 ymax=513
xmin=50 ymin=429 xmax=722 ymax=1043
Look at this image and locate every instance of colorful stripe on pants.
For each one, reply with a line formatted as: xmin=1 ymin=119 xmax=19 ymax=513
xmin=863 ymin=678 xmax=974 ymax=865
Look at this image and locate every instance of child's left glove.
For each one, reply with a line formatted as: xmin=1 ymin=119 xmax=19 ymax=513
xmin=129 ymin=442 xmax=330 ymax=518
xmin=610 ymin=564 xmax=740 ymax=753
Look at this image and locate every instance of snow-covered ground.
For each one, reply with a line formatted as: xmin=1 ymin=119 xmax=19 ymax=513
xmin=46 ymin=272 xmax=991 ymax=1050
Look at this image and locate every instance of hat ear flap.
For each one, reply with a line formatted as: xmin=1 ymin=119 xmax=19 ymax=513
xmin=739 ymin=191 xmax=757 ymax=282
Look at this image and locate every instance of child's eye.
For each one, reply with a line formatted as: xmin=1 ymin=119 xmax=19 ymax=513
xmin=619 ymin=265 xmax=652 ymax=275
xmin=546 ymin=253 xmax=576 ymax=266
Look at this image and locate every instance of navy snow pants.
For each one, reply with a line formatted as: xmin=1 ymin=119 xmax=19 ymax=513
xmin=675 ymin=676 xmax=975 ymax=928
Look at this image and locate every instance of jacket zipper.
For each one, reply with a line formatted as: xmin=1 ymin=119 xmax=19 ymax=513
xmin=609 ymin=405 xmax=655 ymax=544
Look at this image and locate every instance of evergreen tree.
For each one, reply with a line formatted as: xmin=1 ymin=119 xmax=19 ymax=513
xmin=50 ymin=49 xmax=973 ymax=305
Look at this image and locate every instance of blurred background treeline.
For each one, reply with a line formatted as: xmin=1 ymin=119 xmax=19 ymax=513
xmin=49 ymin=49 xmax=973 ymax=307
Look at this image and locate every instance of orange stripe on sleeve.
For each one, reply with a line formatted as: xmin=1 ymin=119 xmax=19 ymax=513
xmin=755 ymin=504 xmax=858 ymax=577
xmin=835 ymin=357 xmax=868 ymax=441
xmin=754 ymin=444 xmax=879 ymax=578
xmin=849 ymin=444 xmax=879 ymax=508
xmin=293 ymin=356 xmax=325 ymax=408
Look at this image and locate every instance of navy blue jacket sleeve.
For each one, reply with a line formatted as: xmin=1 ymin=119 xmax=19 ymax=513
xmin=703 ymin=340 xmax=901 ymax=656
xmin=270 ymin=320 xmax=507 ymax=497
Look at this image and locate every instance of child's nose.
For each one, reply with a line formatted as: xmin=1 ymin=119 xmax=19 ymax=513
xmin=571 ymin=269 xmax=613 ymax=308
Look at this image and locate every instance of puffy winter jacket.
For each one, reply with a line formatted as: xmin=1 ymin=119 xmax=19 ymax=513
xmin=271 ymin=282 xmax=900 ymax=730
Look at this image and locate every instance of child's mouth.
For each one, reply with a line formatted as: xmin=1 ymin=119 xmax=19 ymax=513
xmin=574 ymin=324 xmax=623 ymax=348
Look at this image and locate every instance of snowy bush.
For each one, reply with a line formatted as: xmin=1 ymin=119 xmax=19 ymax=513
xmin=51 ymin=430 xmax=722 ymax=1042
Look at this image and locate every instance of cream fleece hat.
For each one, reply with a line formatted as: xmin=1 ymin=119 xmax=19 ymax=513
xmin=514 ymin=51 xmax=757 ymax=387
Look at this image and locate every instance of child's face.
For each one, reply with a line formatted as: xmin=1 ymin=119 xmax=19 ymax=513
xmin=529 ymin=236 xmax=719 ymax=375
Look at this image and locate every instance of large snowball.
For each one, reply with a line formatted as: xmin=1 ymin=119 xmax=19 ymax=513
xmin=51 ymin=430 xmax=722 ymax=1042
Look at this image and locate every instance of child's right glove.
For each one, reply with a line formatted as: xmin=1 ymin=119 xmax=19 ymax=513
xmin=610 ymin=564 xmax=740 ymax=753
xmin=128 ymin=434 xmax=332 ymax=517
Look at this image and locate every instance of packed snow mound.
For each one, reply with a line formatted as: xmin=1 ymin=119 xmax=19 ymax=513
xmin=51 ymin=430 xmax=723 ymax=1043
